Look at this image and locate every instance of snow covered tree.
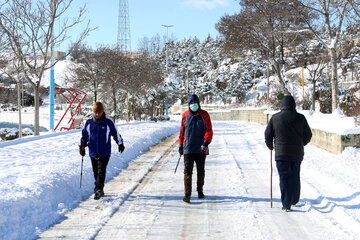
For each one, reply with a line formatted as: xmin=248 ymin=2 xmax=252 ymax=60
xmin=294 ymin=0 xmax=360 ymax=112
xmin=216 ymin=0 xmax=312 ymax=95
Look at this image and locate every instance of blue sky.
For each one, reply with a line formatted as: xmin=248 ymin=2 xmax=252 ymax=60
xmin=60 ymin=0 xmax=240 ymax=52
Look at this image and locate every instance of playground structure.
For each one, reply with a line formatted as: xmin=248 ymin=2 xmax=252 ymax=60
xmin=43 ymin=86 xmax=87 ymax=131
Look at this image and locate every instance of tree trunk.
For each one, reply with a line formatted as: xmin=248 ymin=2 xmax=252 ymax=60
xmin=34 ymin=86 xmax=40 ymax=135
xmin=112 ymin=88 xmax=117 ymax=122
xmin=131 ymin=98 xmax=136 ymax=120
xmin=149 ymin=101 xmax=154 ymax=118
xmin=93 ymin=79 xmax=97 ymax=102
xmin=329 ymin=48 xmax=339 ymax=112
xmin=312 ymin=80 xmax=316 ymax=111
xmin=17 ymin=77 xmax=22 ymax=138
xmin=272 ymin=63 xmax=289 ymax=94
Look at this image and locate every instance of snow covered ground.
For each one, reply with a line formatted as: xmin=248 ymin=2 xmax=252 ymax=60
xmin=0 ymin=120 xmax=179 ymax=240
xmin=1 ymin=120 xmax=360 ymax=239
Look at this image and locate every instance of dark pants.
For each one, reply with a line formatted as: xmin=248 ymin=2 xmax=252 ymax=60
xmin=276 ymin=160 xmax=301 ymax=208
xmin=183 ymin=153 xmax=206 ymax=196
xmin=184 ymin=153 xmax=206 ymax=176
xmin=91 ymin=157 xmax=110 ymax=192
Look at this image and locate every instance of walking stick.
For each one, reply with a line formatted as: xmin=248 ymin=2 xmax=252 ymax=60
xmin=80 ymin=156 xmax=84 ymax=188
xmin=270 ymin=149 xmax=273 ymax=208
xmin=174 ymin=155 xmax=181 ymax=174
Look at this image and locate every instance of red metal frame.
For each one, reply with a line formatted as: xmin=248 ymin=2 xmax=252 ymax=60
xmin=43 ymin=87 xmax=87 ymax=131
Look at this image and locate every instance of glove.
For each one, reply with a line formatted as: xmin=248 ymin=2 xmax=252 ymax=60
xmin=79 ymin=145 xmax=85 ymax=156
xmin=268 ymin=146 xmax=274 ymax=150
xmin=201 ymin=141 xmax=209 ymax=154
xmin=118 ymin=143 xmax=125 ymax=153
xmin=179 ymin=144 xmax=183 ymax=155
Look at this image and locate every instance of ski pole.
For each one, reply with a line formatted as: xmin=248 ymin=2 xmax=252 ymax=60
xmin=80 ymin=156 xmax=84 ymax=188
xmin=270 ymin=149 xmax=273 ymax=208
xmin=174 ymin=155 xmax=181 ymax=174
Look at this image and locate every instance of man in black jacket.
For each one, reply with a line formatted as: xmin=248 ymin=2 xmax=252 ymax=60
xmin=265 ymin=95 xmax=312 ymax=212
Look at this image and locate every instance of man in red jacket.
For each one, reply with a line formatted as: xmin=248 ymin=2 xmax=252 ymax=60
xmin=179 ymin=94 xmax=213 ymax=203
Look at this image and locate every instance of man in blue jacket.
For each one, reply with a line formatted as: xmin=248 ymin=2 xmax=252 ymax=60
xmin=265 ymin=95 xmax=312 ymax=211
xmin=179 ymin=94 xmax=213 ymax=203
xmin=80 ymin=102 xmax=125 ymax=200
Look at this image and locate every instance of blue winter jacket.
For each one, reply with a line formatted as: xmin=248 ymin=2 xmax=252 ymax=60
xmin=179 ymin=94 xmax=213 ymax=154
xmin=80 ymin=114 xmax=123 ymax=158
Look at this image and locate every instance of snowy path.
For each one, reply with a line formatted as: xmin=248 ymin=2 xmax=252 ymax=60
xmin=39 ymin=121 xmax=360 ymax=239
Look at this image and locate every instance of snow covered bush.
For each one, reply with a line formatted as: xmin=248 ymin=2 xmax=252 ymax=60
xmin=22 ymin=128 xmax=34 ymax=136
xmin=302 ymin=94 xmax=312 ymax=110
xmin=0 ymin=128 xmax=17 ymax=140
xmin=319 ymin=90 xmax=332 ymax=113
xmin=0 ymin=127 xmax=34 ymax=140
xmin=352 ymin=85 xmax=360 ymax=126
xmin=339 ymin=89 xmax=354 ymax=117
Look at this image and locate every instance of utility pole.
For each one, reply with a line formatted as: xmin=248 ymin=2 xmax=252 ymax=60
xmin=162 ymin=24 xmax=173 ymax=115
xmin=49 ymin=1 xmax=55 ymax=131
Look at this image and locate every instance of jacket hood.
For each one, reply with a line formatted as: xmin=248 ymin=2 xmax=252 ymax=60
xmin=281 ymin=95 xmax=296 ymax=110
xmin=188 ymin=94 xmax=200 ymax=108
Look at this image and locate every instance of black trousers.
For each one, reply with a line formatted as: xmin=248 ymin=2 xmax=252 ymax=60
xmin=91 ymin=157 xmax=110 ymax=192
xmin=184 ymin=153 xmax=206 ymax=177
xmin=276 ymin=160 xmax=301 ymax=208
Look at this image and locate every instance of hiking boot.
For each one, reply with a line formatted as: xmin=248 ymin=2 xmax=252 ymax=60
xmin=198 ymin=191 xmax=205 ymax=199
xmin=184 ymin=174 xmax=192 ymax=201
xmin=197 ymin=175 xmax=205 ymax=199
xmin=94 ymin=190 xmax=102 ymax=200
xmin=99 ymin=189 xmax=104 ymax=197
xmin=183 ymin=195 xmax=191 ymax=203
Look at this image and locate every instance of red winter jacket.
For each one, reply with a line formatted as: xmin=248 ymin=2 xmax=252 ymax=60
xmin=178 ymin=109 xmax=213 ymax=154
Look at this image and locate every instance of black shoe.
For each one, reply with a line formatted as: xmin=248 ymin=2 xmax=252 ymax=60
xmin=94 ymin=190 xmax=102 ymax=200
xmin=183 ymin=195 xmax=191 ymax=203
xmin=282 ymin=207 xmax=291 ymax=212
xmin=99 ymin=189 xmax=104 ymax=197
xmin=198 ymin=191 xmax=205 ymax=199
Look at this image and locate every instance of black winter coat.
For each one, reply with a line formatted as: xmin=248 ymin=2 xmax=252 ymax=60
xmin=265 ymin=96 xmax=312 ymax=161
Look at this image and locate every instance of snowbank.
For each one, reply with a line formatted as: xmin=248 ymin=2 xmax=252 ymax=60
xmin=0 ymin=120 xmax=179 ymax=240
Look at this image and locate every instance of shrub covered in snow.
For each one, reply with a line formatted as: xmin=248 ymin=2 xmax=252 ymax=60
xmin=0 ymin=127 xmax=34 ymax=140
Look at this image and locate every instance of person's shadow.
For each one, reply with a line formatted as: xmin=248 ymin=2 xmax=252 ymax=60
xmin=301 ymin=191 xmax=360 ymax=213
xmin=135 ymin=192 xmax=360 ymax=213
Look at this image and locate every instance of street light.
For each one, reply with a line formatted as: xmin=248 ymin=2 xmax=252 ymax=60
xmin=162 ymin=24 xmax=173 ymax=116
xmin=161 ymin=24 xmax=173 ymax=73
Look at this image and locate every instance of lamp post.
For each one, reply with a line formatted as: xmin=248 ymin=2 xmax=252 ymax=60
xmin=161 ymin=24 xmax=173 ymax=74
xmin=161 ymin=24 xmax=173 ymax=115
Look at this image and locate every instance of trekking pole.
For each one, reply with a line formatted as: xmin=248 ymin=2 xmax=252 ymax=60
xmin=174 ymin=155 xmax=181 ymax=174
xmin=80 ymin=156 xmax=84 ymax=188
xmin=270 ymin=149 xmax=273 ymax=208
